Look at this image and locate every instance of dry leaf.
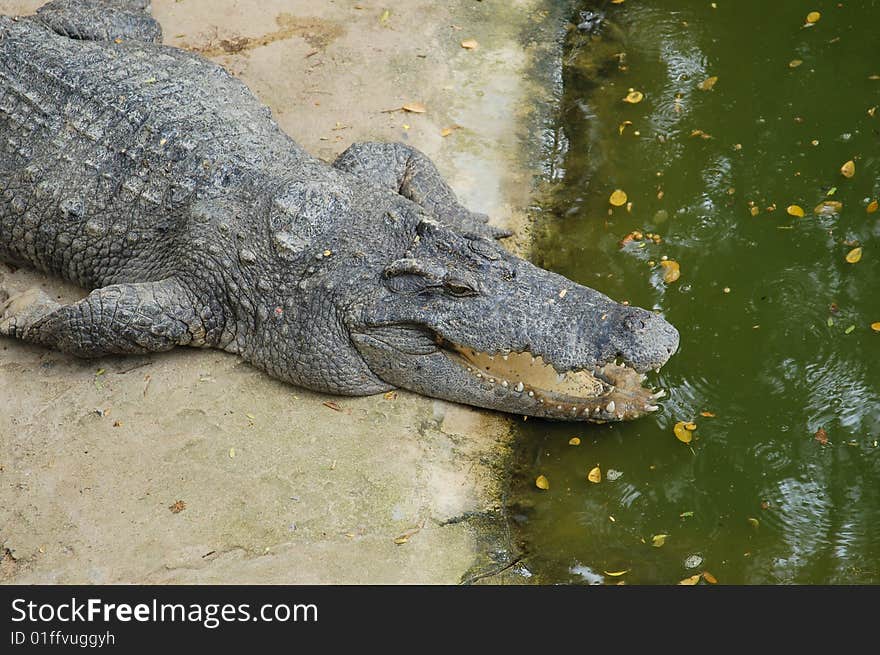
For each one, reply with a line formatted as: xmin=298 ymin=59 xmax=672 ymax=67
xmin=786 ymin=204 xmax=805 ymax=217
xmin=867 ymin=200 xmax=878 ymax=213
xmin=535 ymin=474 xmax=550 ymax=490
xmin=814 ymin=200 xmax=843 ymax=215
xmin=678 ymin=574 xmax=701 ymax=585
xmin=845 ymin=247 xmax=862 ymax=263
xmin=569 ymin=437 xmax=581 ymax=446
xmin=749 ymin=205 xmax=760 ymax=216
xmin=698 ymin=76 xmax=718 ymax=91
xmin=660 ymin=260 xmax=681 ymax=283
xmin=618 ymin=120 xmax=633 ymax=135
xmin=609 ymin=189 xmax=628 ymax=206
xmin=789 ymin=59 xmax=803 ymax=68
xmin=169 ymin=500 xmax=186 ymax=514
xmin=871 ymin=322 xmax=880 ymax=332
xmin=840 ymin=159 xmax=856 ymax=178
xmin=702 ymin=571 xmax=718 ymax=584
xmin=587 ymin=466 xmax=602 ymax=483
xmin=673 ymin=421 xmax=693 ymax=443
xmin=460 ymin=39 xmax=479 ymax=50
xmin=623 ymin=90 xmax=644 ymax=104
xmin=815 ymin=427 xmax=828 ymax=445
xmin=323 ymin=401 xmax=342 ymax=411
xmin=806 ymin=11 xmax=821 ymax=23
xmin=652 ymin=534 xmax=668 ymax=547
xmin=402 ymin=102 xmax=427 ymax=113
xmin=700 ymin=411 xmax=716 ymax=418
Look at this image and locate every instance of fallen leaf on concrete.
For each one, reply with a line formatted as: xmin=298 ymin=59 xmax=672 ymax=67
xmin=169 ymin=500 xmax=186 ymax=514
xmin=460 ymin=39 xmax=479 ymax=50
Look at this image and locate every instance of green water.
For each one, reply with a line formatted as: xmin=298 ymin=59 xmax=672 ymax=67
xmin=511 ymin=0 xmax=880 ymax=584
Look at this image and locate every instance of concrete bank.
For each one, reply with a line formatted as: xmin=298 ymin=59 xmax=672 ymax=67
xmin=0 ymin=0 xmax=565 ymax=583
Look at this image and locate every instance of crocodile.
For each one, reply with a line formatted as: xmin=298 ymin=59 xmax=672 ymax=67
xmin=0 ymin=0 xmax=678 ymax=422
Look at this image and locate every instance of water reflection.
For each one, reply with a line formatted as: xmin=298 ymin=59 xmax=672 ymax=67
xmin=513 ymin=0 xmax=880 ymax=584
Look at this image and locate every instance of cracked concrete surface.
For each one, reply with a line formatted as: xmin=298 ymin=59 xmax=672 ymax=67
xmin=0 ymin=0 xmax=559 ymax=583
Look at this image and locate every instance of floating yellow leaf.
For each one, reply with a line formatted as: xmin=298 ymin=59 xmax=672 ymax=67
xmin=747 ymin=517 xmax=760 ymax=529
xmin=460 ymin=39 xmax=479 ymax=50
xmin=749 ymin=206 xmax=760 ymax=216
xmin=814 ymin=200 xmax=843 ymax=215
xmin=840 ymin=159 xmax=855 ymax=178
xmin=806 ymin=11 xmax=821 ymax=23
xmin=869 ymin=106 xmax=877 ymax=117
xmin=535 ymin=474 xmax=550 ymax=490
xmin=569 ymin=437 xmax=581 ymax=446
xmin=685 ymin=422 xmax=697 ymax=430
xmin=623 ymin=89 xmax=644 ymax=104
xmin=700 ymin=411 xmax=716 ymax=418
xmin=845 ymin=247 xmax=862 ymax=263
xmin=789 ymin=59 xmax=803 ymax=68
xmin=587 ymin=466 xmax=602 ymax=483
xmin=678 ymin=574 xmax=701 ymax=585
xmin=611 ymin=0 xmax=625 ymax=4
xmin=609 ymin=189 xmax=628 ymax=206
xmin=604 ymin=569 xmax=630 ymax=576
xmin=652 ymin=534 xmax=668 ymax=547
xmin=702 ymin=571 xmax=718 ymax=584
xmin=660 ymin=260 xmax=681 ymax=283
xmin=786 ymin=204 xmax=805 ymax=217
xmin=698 ymin=76 xmax=718 ymax=91
xmin=618 ymin=120 xmax=633 ymax=135
xmin=867 ymin=200 xmax=878 ymax=213
xmin=871 ymin=322 xmax=880 ymax=332
xmin=673 ymin=421 xmax=693 ymax=443
xmin=402 ymin=102 xmax=427 ymax=113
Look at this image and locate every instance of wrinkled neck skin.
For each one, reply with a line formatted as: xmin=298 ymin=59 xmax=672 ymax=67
xmin=252 ymin=181 xmax=679 ymax=422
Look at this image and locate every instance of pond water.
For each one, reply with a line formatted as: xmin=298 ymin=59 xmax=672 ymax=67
xmin=510 ymin=0 xmax=880 ymax=584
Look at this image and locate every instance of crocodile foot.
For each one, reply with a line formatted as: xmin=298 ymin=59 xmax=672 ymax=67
xmin=0 ymin=289 xmax=60 ymax=338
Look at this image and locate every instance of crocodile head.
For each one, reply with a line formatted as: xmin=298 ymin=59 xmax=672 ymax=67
xmin=347 ymin=218 xmax=678 ymax=422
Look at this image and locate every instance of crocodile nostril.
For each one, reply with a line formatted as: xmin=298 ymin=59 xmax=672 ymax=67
xmin=623 ymin=314 xmax=648 ymax=332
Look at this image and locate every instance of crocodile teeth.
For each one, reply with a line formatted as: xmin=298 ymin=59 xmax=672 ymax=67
xmin=514 ymin=381 xmax=524 ymax=392
xmin=605 ymin=400 xmax=616 ymax=413
xmin=501 ymin=380 xmax=509 ymax=388
xmin=527 ymin=390 xmax=534 ymax=397
xmin=645 ymin=404 xmax=659 ymax=412
xmin=653 ymin=389 xmax=666 ymax=399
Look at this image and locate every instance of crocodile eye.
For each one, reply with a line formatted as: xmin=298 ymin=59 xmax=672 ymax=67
xmin=443 ymin=279 xmax=477 ymax=298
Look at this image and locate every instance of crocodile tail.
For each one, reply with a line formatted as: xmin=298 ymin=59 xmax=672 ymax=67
xmin=33 ymin=0 xmax=162 ymax=43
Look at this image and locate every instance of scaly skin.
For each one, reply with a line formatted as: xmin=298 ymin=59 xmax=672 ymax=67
xmin=0 ymin=1 xmax=679 ymax=421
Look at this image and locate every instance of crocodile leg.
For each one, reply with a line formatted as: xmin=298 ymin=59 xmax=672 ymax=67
xmin=333 ymin=142 xmax=511 ymax=240
xmin=32 ymin=0 xmax=163 ymax=43
xmin=0 ymin=278 xmax=215 ymax=357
